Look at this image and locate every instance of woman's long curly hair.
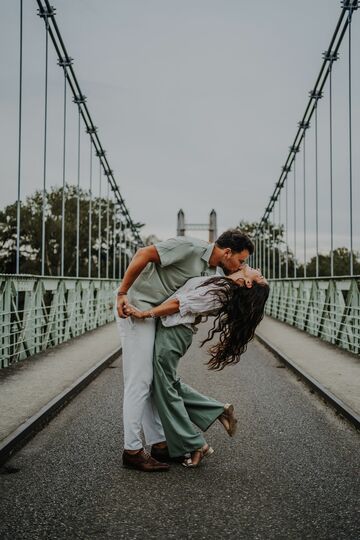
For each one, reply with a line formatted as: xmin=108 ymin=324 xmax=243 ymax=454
xmin=199 ymin=276 xmax=270 ymax=370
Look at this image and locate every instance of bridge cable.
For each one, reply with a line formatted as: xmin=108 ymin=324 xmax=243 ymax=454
xmin=278 ymin=194 xmax=282 ymax=279
xmin=106 ymin=181 xmax=110 ymax=279
xmin=315 ymin=100 xmax=319 ymax=278
xmin=36 ymin=0 xmax=143 ymax=246
xmin=88 ymin=137 xmax=93 ymax=278
xmin=40 ymin=7 xmax=51 ymax=275
xmin=16 ymin=0 xmax=23 ymax=275
xmin=59 ymin=59 xmax=68 ymax=277
xmin=254 ymin=1 xmax=357 ymax=260
xmin=97 ymin=157 xmax=102 ymax=278
xmin=347 ymin=9 xmax=354 ymax=275
xmin=76 ymin=106 xmax=81 ymax=277
xmin=285 ymin=175 xmax=289 ymax=278
xmin=293 ymin=156 xmax=297 ymax=278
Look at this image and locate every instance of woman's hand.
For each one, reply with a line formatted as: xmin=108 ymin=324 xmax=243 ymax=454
xmin=124 ymin=304 xmax=147 ymax=319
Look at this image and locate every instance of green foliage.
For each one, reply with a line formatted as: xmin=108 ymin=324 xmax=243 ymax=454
xmin=0 ymin=185 xmax=141 ymax=277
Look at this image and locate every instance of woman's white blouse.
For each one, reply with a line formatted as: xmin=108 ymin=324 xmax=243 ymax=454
xmin=161 ymin=276 xmax=223 ymax=328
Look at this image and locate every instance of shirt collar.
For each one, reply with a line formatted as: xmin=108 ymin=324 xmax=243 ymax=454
xmin=201 ymin=243 xmax=215 ymax=267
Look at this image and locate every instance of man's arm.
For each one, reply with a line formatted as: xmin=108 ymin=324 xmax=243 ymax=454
xmin=116 ymin=245 xmax=160 ymax=318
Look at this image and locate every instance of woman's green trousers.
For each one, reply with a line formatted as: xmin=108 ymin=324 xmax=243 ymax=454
xmin=152 ymin=321 xmax=224 ymax=457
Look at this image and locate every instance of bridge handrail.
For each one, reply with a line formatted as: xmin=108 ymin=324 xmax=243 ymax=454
xmin=266 ymin=276 xmax=360 ymax=355
xmin=0 ymin=274 xmax=119 ymax=369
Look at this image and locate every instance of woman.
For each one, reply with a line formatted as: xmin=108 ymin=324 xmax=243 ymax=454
xmin=124 ymin=265 xmax=269 ymax=467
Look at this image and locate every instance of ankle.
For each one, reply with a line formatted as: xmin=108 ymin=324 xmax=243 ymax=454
xmin=124 ymin=448 xmax=143 ymax=455
xmin=152 ymin=441 xmax=167 ymax=449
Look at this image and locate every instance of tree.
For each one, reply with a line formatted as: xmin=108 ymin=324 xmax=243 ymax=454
xmin=0 ymin=185 xmax=144 ymax=277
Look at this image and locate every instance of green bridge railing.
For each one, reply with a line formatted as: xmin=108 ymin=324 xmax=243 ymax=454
xmin=266 ymin=277 xmax=360 ymax=355
xmin=1 ymin=275 xmax=359 ymax=369
xmin=0 ymin=274 xmax=119 ymax=369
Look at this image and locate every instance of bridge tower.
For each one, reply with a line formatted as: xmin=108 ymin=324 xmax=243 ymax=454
xmin=177 ymin=210 xmax=217 ymax=242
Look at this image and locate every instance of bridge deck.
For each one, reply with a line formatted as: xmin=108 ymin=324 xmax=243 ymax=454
xmin=0 ymin=321 xmax=359 ymax=538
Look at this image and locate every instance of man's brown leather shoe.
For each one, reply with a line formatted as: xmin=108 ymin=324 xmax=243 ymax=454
xmin=151 ymin=445 xmax=186 ymax=464
xmin=122 ymin=449 xmax=170 ymax=472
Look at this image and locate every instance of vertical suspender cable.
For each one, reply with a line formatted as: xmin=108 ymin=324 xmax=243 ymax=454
xmin=348 ymin=12 xmax=354 ymax=275
xmin=267 ymin=223 xmax=270 ymax=278
xmin=303 ymin=133 xmax=307 ymax=277
xmin=60 ymin=68 xmax=67 ymax=276
xmin=16 ymin=0 xmax=23 ymax=275
xmin=286 ymin=177 xmax=289 ymax=278
xmin=119 ymin=219 xmax=123 ymax=279
xmin=41 ymin=11 xmax=49 ymax=275
xmin=106 ymin=181 xmax=110 ymax=279
xmin=329 ymin=63 xmax=334 ymax=276
xmin=278 ymin=194 xmax=282 ymax=279
xmin=113 ymin=204 xmax=117 ymax=279
xmin=88 ymin=138 xmax=92 ymax=277
xmin=272 ymin=210 xmax=276 ymax=278
xmin=293 ymin=158 xmax=297 ymax=278
xmin=98 ymin=159 xmax=102 ymax=278
xmin=263 ymin=231 xmax=266 ymax=276
xmin=76 ymin=108 xmax=81 ymax=277
xmin=315 ymin=104 xmax=319 ymax=277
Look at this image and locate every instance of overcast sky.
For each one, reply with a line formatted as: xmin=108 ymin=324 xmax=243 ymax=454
xmin=1 ymin=1 xmax=359 ymax=255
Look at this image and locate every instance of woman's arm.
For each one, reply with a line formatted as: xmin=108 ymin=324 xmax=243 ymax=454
xmin=124 ymin=298 xmax=180 ymax=320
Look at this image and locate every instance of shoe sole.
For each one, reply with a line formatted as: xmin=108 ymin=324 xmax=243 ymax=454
xmin=122 ymin=463 xmax=170 ymax=472
xmin=224 ymin=404 xmax=238 ymax=437
xmin=182 ymin=446 xmax=214 ymax=468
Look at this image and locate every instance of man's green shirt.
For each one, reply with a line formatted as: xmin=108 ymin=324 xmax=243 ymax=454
xmin=127 ymin=237 xmax=216 ymax=310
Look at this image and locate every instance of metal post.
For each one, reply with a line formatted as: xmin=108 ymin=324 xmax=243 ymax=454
xmin=278 ymin=195 xmax=282 ymax=279
xmin=113 ymin=204 xmax=117 ymax=279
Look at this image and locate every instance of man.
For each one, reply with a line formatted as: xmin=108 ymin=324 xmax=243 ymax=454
xmin=115 ymin=229 xmax=254 ymax=472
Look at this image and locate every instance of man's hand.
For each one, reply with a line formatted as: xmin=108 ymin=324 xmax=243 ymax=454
xmin=117 ymin=294 xmax=129 ymax=318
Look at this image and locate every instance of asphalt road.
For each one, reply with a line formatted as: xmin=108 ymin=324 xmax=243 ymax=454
xmin=0 ymin=324 xmax=359 ymax=540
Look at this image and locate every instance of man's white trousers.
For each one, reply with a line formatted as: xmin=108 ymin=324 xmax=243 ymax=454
xmin=116 ymin=315 xmax=165 ymax=450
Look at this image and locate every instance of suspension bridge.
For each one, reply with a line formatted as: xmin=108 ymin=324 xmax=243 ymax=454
xmin=0 ymin=1 xmax=359 ymax=539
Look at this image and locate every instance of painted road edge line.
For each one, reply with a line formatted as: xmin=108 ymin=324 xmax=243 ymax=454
xmin=255 ymin=333 xmax=360 ymax=431
xmin=0 ymin=347 xmax=121 ymax=466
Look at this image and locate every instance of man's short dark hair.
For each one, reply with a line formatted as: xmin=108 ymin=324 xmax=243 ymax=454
xmin=215 ymin=229 xmax=254 ymax=255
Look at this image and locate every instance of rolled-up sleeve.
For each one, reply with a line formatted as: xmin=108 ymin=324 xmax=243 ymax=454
xmin=174 ymin=284 xmax=222 ymax=316
xmin=155 ymin=238 xmax=195 ymax=267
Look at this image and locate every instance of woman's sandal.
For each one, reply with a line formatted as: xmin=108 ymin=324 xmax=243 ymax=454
xmin=218 ymin=403 xmax=238 ymax=437
xmin=182 ymin=444 xmax=214 ymax=468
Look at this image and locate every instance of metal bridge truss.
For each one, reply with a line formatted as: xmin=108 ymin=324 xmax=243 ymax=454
xmin=266 ymin=277 xmax=359 ymax=355
xmin=0 ymin=275 xmax=117 ymax=368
